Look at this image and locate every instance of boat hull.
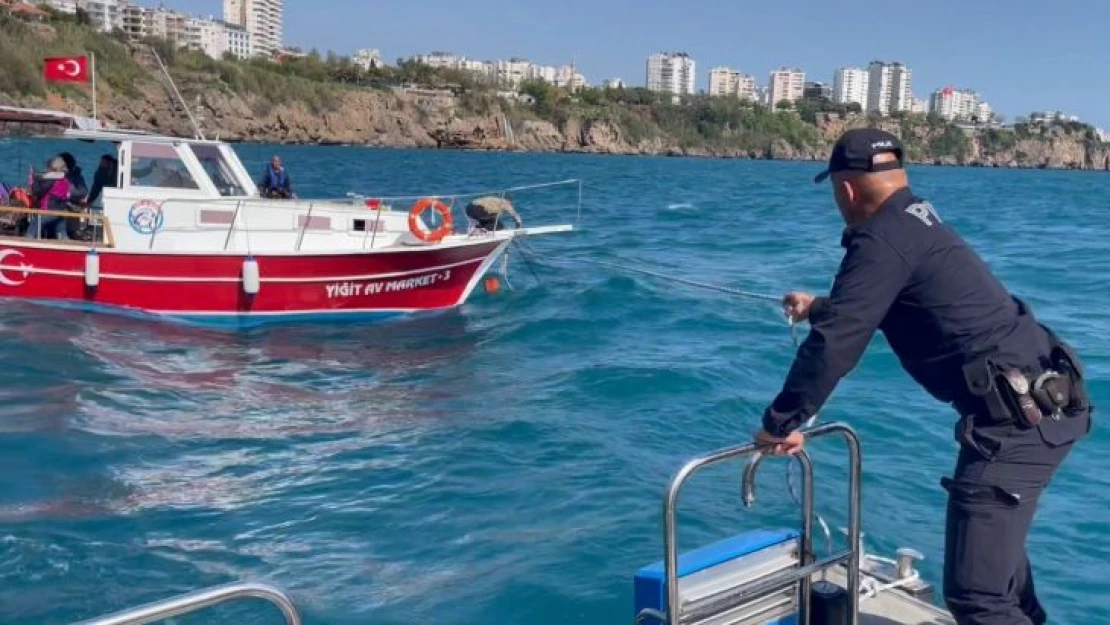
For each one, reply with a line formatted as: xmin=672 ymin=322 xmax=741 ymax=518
xmin=0 ymin=239 xmax=508 ymax=327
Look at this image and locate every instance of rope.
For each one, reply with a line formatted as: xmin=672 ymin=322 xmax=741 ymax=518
xmin=577 ymin=259 xmax=783 ymax=303
xmin=509 ymin=243 xmax=803 ymax=346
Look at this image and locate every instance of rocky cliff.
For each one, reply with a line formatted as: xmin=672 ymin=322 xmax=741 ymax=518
xmin=78 ymin=80 xmax=1108 ymax=171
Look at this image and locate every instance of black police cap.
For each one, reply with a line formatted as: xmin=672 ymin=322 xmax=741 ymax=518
xmin=813 ymin=128 xmax=905 ymax=183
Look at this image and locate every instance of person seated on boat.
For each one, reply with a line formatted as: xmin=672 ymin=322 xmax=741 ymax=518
xmin=464 ymin=196 xmax=523 ymax=231
xmin=259 ymin=155 xmax=294 ymax=199
xmin=84 ymin=154 xmax=119 ymax=208
xmin=25 ymin=157 xmax=71 ymax=240
xmin=59 ymin=152 xmax=88 ymax=202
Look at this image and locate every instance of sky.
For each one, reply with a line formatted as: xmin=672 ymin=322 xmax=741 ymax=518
xmin=165 ymin=0 xmax=1110 ymax=129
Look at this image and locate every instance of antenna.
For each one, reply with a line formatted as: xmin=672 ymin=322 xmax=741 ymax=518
xmin=143 ymin=43 xmax=206 ymax=140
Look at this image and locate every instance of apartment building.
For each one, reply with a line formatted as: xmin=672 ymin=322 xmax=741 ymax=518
xmin=224 ymin=0 xmax=282 ymax=57
xmin=708 ymin=67 xmax=756 ymax=100
xmin=118 ymin=2 xmax=146 ymax=39
xmin=867 ymin=61 xmax=912 ymax=115
xmin=146 ymin=6 xmax=187 ymax=45
xmin=832 ymin=67 xmax=869 ymax=107
xmin=646 ymin=52 xmax=696 ymax=97
xmin=929 ymin=87 xmax=992 ymax=122
xmin=768 ymin=67 xmax=805 ymax=106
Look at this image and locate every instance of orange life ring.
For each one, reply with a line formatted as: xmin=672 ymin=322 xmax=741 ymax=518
xmin=408 ymin=197 xmax=454 ymax=243
xmin=9 ymin=188 xmax=31 ymax=208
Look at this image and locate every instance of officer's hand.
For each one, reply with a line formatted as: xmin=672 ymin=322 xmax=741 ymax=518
xmin=782 ymin=292 xmax=816 ymax=322
xmin=754 ymin=429 xmax=805 ymax=456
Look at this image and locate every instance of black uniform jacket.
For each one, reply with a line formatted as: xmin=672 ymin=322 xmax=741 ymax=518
xmin=762 ymin=187 xmax=1051 ymax=437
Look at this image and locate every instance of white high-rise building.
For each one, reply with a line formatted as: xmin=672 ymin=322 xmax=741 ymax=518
xmin=118 ymin=2 xmax=147 ymax=40
xmin=184 ymin=16 xmax=253 ymax=60
xmin=225 ymin=23 xmax=252 ymax=59
xmin=224 ymin=0 xmax=283 ymax=57
xmin=530 ymin=65 xmax=559 ymax=83
xmin=646 ymin=52 xmax=696 ymax=97
xmin=187 ymin=17 xmax=225 ymax=59
xmin=832 ymin=67 xmax=869 ymax=108
xmin=768 ymin=68 xmax=805 ymax=106
xmin=80 ymin=0 xmax=120 ymax=32
xmin=708 ymin=67 xmax=755 ymax=100
xmin=929 ymin=87 xmax=992 ymax=122
xmin=495 ymin=58 xmax=533 ymax=88
xmin=147 ymin=7 xmax=188 ymax=45
xmin=867 ymin=61 xmax=912 ymax=115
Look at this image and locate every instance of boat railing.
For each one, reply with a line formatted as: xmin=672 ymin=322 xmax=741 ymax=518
xmin=145 ymin=179 xmax=582 ymax=252
xmin=643 ymin=421 xmax=862 ymax=625
xmin=0 ymin=205 xmax=116 ymax=247
xmin=70 ymin=581 xmax=301 ymax=625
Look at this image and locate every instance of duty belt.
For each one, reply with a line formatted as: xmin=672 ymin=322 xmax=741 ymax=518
xmin=962 ymin=355 xmax=1072 ymax=428
xmin=997 ymin=367 xmax=1070 ymax=426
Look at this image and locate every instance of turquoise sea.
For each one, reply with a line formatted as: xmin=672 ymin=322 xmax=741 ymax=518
xmin=0 ymin=141 xmax=1107 ymax=624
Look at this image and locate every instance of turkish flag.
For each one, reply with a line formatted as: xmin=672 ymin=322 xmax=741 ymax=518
xmin=43 ymin=56 xmax=90 ymax=83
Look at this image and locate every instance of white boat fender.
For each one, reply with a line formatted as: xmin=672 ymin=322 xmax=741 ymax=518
xmin=242 ymin=255 xmax=260 ymax=295
xmin=84 ymin=248 xmax=100 ymax=288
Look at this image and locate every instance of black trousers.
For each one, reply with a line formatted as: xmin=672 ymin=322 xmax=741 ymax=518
xmin=942 ymin=410 xmax=1089 ymax=625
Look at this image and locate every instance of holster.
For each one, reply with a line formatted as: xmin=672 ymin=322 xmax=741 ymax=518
xmin=961 ymin=357 xmax=1070 ymax=428
xmin=1041 ymin=324 xmax=1094 ymax=417
xmin=961 ymin=327 xmax=1093 ymax=430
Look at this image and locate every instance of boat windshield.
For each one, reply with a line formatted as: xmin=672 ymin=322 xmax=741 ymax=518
xmin=129 ymin=142 xmax=200 ymax=190
xmin=189 ymin=144 xmax=248 ymax=197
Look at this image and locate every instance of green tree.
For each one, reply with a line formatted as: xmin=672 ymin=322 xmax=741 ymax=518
xmin=519 ymin=79 xmax=559 ymax=116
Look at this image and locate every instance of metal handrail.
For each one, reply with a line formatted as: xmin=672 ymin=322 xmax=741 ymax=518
xmin=70 ymin=581 xmax=301 ymax=625
xmin=141 ymin=179 xmax=580 ymax=252
xmin=657 ymin=421 xmax=862 ymax=625
xmin=0 ymin=205 xmax=116 ymax=247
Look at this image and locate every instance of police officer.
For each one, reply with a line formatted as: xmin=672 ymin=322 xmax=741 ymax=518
xmin=753 ymin=128 xmax=1092 ymax=625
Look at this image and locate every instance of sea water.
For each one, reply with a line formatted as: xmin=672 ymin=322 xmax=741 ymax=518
xmin=0 ymin=142 xmax=1107 ymax=624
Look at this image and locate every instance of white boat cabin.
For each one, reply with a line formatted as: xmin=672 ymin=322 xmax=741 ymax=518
xmin=1 ymin=106 xmax=568 ymax=254
xmin=68 ymin=128 xmax=421 ymax=254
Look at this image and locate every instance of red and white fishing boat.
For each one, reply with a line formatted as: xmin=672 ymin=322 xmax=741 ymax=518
xmin=0 ymin=105 xmax=575 ymax=327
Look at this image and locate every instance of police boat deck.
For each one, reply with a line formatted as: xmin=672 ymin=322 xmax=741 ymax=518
xmin=634 ymin=421 xmax=956 ymax=625
xmin=822 ymin=565 xmax=953 ymax=625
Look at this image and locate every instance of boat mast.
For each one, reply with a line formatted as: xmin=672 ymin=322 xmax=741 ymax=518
xmin=142 ymin=43 xmax=206 ymax=141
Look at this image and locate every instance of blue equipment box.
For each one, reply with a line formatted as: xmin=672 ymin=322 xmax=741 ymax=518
xmin=634 ymin=528 xmax=802 ymax=624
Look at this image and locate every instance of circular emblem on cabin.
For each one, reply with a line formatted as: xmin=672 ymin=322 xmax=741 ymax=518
xmin=128 ymin=200 xmax=164 ymax=235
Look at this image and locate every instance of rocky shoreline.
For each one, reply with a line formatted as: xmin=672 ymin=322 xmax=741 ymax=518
xmin=6 ymin=79 xmax=1110 ymax=172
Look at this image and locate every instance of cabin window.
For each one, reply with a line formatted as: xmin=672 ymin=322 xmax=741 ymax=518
xmin=353 ymin=219 xmax=386 ymax=232
xmin=190 ymin=144 xmax=247 ymax=197
xmin=128 ymin=143 xmax=200 ymax=190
